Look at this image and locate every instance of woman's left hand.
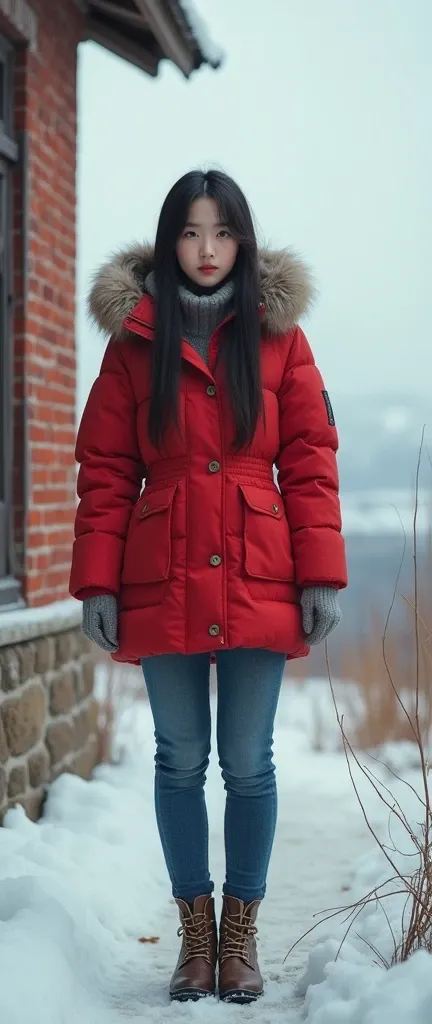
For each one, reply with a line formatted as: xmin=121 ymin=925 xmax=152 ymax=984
xmin=301 ymin=586 xmax=342 ymax=645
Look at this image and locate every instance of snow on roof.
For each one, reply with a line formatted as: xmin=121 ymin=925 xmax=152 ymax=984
xmin=177 ymin=0 xmax=224 ymax=68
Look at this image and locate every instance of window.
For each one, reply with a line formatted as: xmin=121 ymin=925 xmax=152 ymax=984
xmin=0 ymin=36 xmax=20 ymax=607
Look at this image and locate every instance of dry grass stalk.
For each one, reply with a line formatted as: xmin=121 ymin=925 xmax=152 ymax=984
xmin=95 ymin=652 xmax=146 ymax=764
xmin=286 ymin=432 xmax=432 ymax=966
xmin=332 ymin=469 xmax=432 ymax=752
xmin=337 ymin=568 xmax=431 ymax=752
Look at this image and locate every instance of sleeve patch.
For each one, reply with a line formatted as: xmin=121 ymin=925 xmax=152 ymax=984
xmin=322 ymin=390 xmax=335 ymax=426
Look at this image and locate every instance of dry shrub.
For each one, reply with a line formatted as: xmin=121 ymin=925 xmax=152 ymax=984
xmin=323 ymin=645 xmax=432 ymax=965
xmin=337 ymin=492 xmax=432 ymax=749
xmin=287 ymin=436 xmax=432 ymax=966
xmin=339 ymin=588 xmax=432 ymax=751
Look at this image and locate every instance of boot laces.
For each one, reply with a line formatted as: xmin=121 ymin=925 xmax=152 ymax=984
xmin=220 ymin=913 xmax=258 ymax=966
xmin=178 ymin=911 xmax=213 ymax=964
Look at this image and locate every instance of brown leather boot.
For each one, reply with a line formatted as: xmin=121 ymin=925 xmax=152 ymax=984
xmin=219 ymin=895 xmax=264 ymax=1003
xmin=169 ymin=895 xmax=217 ymax=1002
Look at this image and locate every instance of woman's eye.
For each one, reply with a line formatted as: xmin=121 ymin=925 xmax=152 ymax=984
xmin=218 ymin=230 xmax=231 ymax=238
xmin=184 ymin=231 xmax=197 ymax=238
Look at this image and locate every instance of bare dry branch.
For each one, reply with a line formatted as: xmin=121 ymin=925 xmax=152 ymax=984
xmin=286 ymin=435 xmax=432 ymax=967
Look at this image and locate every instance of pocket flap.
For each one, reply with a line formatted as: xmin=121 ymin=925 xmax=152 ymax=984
xmin=123 ymin=483 xmax=178 ymax=586
xmin=239 ymin=484 xmax=283 ymax=519
xmin=136 ymin=484 xmax=177 ymax=520
xmin=239 ymin=483 xmax=294 ymax=583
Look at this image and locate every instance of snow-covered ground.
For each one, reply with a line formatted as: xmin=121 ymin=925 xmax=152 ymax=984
xmin=0 ymin=675 xmax=430 ymax=1023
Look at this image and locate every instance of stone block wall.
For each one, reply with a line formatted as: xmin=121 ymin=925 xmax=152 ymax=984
xmin=0 ymin=625 xmax=97 ymax=822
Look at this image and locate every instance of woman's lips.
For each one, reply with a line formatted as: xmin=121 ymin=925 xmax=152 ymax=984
xmin=198 ymin=266 xmax=218 ymax=275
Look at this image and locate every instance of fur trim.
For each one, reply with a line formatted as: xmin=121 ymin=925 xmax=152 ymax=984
xmin=259 ymin=249 xmax=316 ymax=336
xmin=88 ymin=243 xmax=315 ymax=339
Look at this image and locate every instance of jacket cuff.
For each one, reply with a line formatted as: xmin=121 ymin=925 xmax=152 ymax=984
xmin=292 ymin=527 xmax=347 ymax=590
xmin=69 ymin=532 xmax=125 ymax=598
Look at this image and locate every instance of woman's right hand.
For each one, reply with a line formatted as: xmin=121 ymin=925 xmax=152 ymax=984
xmin=83 ymin=595 xmax=119 ymax=653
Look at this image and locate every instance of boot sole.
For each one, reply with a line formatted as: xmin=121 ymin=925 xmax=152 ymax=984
xmin=220 ymin=989 xmax=263 ymax=1004
xmin=170 ymin=989 xmax=216 ymax=1003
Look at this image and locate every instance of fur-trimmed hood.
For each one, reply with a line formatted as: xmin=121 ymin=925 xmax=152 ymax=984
xmin=88 ymin=243 xmax=315 ymax=339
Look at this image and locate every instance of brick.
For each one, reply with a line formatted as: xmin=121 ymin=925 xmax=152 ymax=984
xmin=28 ymin=552 xmax=52 ymax=573
xmin=19 ymin=643 xmax=37 ymax=682
xmin=81 ymin=635 xmax=95 ymax=656
xmin=28 ymin=509 xmax=43 ymax=527
xmin=73 ymin=699 xmax=98 ymax=749
xmin=42 ymin=569 xmax=74 ymax=593
xmin=46 ymin=720 xmax=75 ymax=766
xmin=28 ymin=746 xmax=51 ymax=788
xmin=0 ymin=648 xmax=21 ymax=691
xmin=1 ymin=684 xmax=46 ymax=757
xmin=50 ymin=760 xmax=70 ymax=782
xmin=30 ymin=586 xmax=70 ymax=606
xmin=75 ymin=657 xmax=94 ymax=701
xmin=8 ymin=764 xmax=29 ymax=799
xmin=0 ymin=643 xmax=36 ymax=689
xmin=50 ymin=669 xmax=76 ymax=715
xmin=55 ymin=631 xmax=79 ymax=666
xmin=71 ymin=736 xmax=98 ymax=780
xmin=42 ymin=508 xmax=74 ymax=527
xmin=15 ymin=790 xmax=45 ymax=822
xmin=34 ymin=636 xmax=56 ymax=675
xmin=0 ymin=766 xmax=6 ymax=805
xmin=0 ymin=718 xmax=9 ymax=763
xmin=32 ymin=487 xmax=72 ymax=506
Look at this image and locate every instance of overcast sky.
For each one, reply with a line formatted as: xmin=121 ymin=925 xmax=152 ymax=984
xmin=76 ymin=0 xmax=431 ymax=416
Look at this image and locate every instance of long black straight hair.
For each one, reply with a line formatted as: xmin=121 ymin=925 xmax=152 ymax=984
xmin=148 ymin=170 xmax=262 ymax=451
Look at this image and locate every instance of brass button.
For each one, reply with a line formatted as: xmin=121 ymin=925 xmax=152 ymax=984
xmin=208 ymin=460 xmax=220 ymax=473
xmin=209 ymin=554 xmax=222 ymax=567
xmin=207 ymin=385 xmax=216 ymax=397
xmin=208 ymin=624 xmax=220 ymax=637
xmin=272 ymin=503 xmax=279 ymax=514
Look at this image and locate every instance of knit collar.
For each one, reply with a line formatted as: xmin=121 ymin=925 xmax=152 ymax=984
xmin=145 ymin=271 xmax=235 ymax=339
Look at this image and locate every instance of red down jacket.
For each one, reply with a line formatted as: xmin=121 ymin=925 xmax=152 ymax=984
xmin=70 ymin=245 xmax=347 ymax=664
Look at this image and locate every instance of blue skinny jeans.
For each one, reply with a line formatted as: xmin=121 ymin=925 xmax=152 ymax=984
xmin=141 ymin=648 xmax=286 ymax=905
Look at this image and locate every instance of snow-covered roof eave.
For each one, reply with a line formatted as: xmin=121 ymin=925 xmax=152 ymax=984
xmin=83 ymin=1 xmax=224 ymax=79
xmin=176 ymin=0 xmax=224 ymax=70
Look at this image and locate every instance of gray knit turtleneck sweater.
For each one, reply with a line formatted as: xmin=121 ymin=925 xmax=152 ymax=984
xmin=145 ymin=271 xmax=235 ymax=365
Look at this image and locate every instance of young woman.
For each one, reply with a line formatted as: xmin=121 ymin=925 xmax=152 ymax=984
xmin=70 ymin=170 xmax=347 ymax=1004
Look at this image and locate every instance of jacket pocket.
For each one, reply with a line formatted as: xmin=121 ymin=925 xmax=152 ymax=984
xmin=239 ymin=483 xmax=294 ymax=585
xmin=121 ymin=484 xmax=177 ymax=586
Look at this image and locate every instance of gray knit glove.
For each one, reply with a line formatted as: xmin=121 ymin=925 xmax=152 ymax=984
xmin=82 ymin=595 xmax=118 ymax=653
xmin=301 ymin=586 xmax=341 ymax=645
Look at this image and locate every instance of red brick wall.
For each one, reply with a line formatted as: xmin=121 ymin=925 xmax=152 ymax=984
xmin=8 ymin=0 xmax=84 ymax=606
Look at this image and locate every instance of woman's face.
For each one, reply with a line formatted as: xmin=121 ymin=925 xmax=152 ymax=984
xmin=176 ymin=197 xmax=239 ymax=287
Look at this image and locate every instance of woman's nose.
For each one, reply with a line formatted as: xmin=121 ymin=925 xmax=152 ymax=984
xmin=199 ymin=237 xmax=215 ymax=259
